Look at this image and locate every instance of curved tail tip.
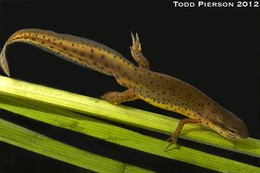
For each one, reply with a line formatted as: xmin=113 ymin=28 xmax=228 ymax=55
xmin=0 ymin=65 xmax=10 ymax=76
xmin=0 ymin=59 xmax=10 ymax=77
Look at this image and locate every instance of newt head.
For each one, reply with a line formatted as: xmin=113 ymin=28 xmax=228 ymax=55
xmin=212 ymin=110 xmax=249 ymax=141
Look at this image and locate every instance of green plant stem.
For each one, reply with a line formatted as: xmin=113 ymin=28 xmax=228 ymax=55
xmin=0 ymin=117 xmax=154 ymax=173
xmin=0 ymin=91 xmax=259 ymax=172
xmin=0 ymin=76 xmax=259 ymax=157
xmin=0 ymin=76 xmax=259 ymax=172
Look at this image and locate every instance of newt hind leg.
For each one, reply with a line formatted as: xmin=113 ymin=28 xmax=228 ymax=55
xmin=165 ymin=118 xmax=201 ymax=152
xmin=101 ymin=89 xmax=139 ymax=104
xmin=130 ymin=33 xmax=150 ymax=69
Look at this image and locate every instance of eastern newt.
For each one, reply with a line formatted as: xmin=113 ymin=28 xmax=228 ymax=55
xmin=0 ymin=29 xmax=249 ymax=150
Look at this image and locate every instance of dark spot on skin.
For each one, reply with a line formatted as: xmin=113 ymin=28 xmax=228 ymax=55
xmin=68 ymin=53 xmax=73 ymax=57
xmin=72 ymin=43 xmax=74 ymax=47
xmin=91 ymin=49 xmax=94 ymax=53
xmin=113 ymin=55 xmax=116 ymax=58
xmin=59 ymin=42 xmax=62 ymax=45
xmin=212 ymin=120 xmax=226 ymax=130
xmin=43 ymin=35 xmax=45 ymax=38
xmin=101 ymin=55 xmax=105 ymax=59
xmin=48 ymin=39 xmax=50 ymax=42
xmin=53 ymin=38 xmax=55 ymax=41
xmin=63 ymin=47 xmax=67 ymax=50
xmin=80 ymin=52 xmax=84 ymax=56
xmin=49 ymin=46 xmax=54 ymax=49
xmin=41 ymin=42 xmax=45 ymax=44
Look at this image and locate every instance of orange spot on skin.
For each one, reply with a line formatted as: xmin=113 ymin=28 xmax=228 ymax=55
xmin=199 ymin=103 xmax=203 ymax=107
xmin=212 ymin=110 xmax=217 ymax=113
xmin=186 ymin=95 xmax=191 ymax=99
xmin=170 ymin=86 xmax=175 ymax=91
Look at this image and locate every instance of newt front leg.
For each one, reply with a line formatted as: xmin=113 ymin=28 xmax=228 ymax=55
xmin=165 ymin=119 xmax=201 ymax=151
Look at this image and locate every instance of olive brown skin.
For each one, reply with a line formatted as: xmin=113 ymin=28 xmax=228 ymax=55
xmin=0 ymin=29 xmax=249 ymax=149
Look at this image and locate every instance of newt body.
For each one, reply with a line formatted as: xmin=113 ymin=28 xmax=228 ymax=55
xmin=0 ymin=29 xmax=249 ymax=149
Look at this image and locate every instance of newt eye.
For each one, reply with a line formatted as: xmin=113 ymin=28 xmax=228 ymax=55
xmin=228 ymin=128 xmax=237 ymax=134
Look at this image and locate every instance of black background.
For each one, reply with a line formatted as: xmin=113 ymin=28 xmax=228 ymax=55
xmin=0 ymin=1 xmax=259 ymax=172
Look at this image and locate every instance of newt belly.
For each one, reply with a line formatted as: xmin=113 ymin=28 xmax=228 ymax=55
xmin=0 ymin=29 xmax=249 ymax=150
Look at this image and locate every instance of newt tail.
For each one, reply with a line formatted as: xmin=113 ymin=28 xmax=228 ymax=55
xmin=0 ymin=29 xmax=249 ymax=150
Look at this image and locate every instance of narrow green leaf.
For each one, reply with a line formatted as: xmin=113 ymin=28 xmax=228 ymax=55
xmin=0 ymin=76 xmax=259 ymax=157
xmin=0 ymin=91 xmax=259 ymax=172
xmin=0 ymin=117 xmax=154 ymax=173
xmin=0 ymin=76 xmax=259 ymax=173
